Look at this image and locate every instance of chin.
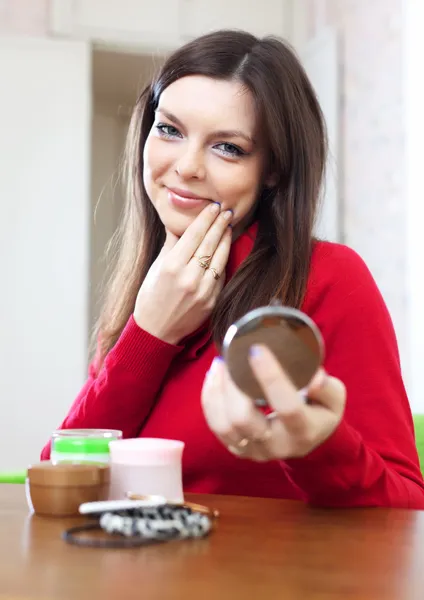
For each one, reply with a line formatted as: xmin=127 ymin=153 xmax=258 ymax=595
xmin=160 ymin=210 xmax=197 ymax=238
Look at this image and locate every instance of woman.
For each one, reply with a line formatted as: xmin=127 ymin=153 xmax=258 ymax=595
xmin=41 ymin=30 xmax=424 ymax=508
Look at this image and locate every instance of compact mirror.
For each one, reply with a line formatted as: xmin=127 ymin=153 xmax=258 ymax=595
xmin=221 ymin=305 xmax=324 ymax=405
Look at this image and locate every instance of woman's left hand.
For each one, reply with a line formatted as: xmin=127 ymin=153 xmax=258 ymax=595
xmin=201 ymin=345 xmax=346 ymax=461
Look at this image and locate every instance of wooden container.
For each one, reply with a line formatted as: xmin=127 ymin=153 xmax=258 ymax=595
xmin=26 ymin=463 xmax=110 ymax=517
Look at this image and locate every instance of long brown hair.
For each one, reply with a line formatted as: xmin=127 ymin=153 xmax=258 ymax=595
xmin=94 ymin=30 xmax=327 ymax=368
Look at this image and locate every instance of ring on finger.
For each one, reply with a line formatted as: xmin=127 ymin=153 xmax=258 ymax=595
xmin=250 ymin=426 xmax=272 ymax=444
xmin=229 ymin=424 xmax=272 ymax=453
xmin=228 ymin=445 xmax=245 ymax=456
xmin=228 ymin=443 xmax=248 ymax=456
xmin=195 ymin=255 xmax=212 ymax=269
xmin=208 ymin=267 xmax=220 ymax=280
xmin=227 ymin=437 xmax=250 ymax=456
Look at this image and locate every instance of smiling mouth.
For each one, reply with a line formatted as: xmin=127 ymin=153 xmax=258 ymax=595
xmin=166 ymin=187 xmax=212 ymax=210
xmin=166 ymin=186 xmax=209 ymax=200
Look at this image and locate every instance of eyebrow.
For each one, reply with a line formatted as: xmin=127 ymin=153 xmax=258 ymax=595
xmin=155 ymin=107 xmax=256 ymax=145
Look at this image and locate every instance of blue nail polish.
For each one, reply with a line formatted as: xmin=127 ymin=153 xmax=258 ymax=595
xmin=249 ymin=345 xmax=262 ymax=357
xmin=207 ymin=356 xmax=223 ymax=377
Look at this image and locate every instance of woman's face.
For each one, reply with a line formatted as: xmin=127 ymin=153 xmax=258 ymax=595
xmin=143 ymin=75 xmax=268 ymax=237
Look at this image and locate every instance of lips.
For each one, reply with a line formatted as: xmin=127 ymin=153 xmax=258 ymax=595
xmin=166 ymin=186 xmax=212 ymax=210
xmin=166 ymin=187 xmax=208 ymax=201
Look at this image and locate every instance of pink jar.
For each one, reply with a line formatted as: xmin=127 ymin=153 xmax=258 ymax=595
xmin=108 ymin=438 xmax=185 ymax=502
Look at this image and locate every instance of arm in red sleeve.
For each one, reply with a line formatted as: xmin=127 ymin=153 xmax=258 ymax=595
xmin=40 ymin=315 xmax=183 ymax=460
xmin=285 ymin=243 xmax=424 ymax=509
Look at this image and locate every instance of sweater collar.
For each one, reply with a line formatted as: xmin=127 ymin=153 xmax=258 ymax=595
xmin=180 ymin=221 xmax=258 ymax=360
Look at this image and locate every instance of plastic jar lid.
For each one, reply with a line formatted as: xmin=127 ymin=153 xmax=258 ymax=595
xmin=109 ymin=438 xmax=185 ymax=465
xmin=52 ymin=437 xmax=115 ymax=455
xmin=51 ymin=429 xmax=122 ymax=455
xmin=52 ymin=428 xmax=122 ymax=439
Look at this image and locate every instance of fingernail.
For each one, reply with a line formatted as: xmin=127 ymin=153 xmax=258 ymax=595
xmin=249 ymin=345 xmax=263 ymax=358
xmin=222 ymin=210 xmax=232 ymax=221
xmin=207 ymin=356 xmax=223 ymax=377
xmin=210 ymin=203 xmax=220 ymax=214
xmin=306 ymin=369 xmax=326 ymax=393
xmin=311 ymin=368 xmax=327 ymax=389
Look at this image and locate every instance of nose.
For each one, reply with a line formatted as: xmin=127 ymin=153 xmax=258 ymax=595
xmin=174 ymin=145 xmax=205 ymax=180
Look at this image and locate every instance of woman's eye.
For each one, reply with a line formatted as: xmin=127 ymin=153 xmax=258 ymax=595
xmin=156 ymin=123 xmax=181 ymax=138
xmin=215 ymin=143 xmax=245 ymax=157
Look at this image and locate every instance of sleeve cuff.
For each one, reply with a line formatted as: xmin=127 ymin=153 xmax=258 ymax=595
xmin=105 ymin=315 xmax=184 ymax=379
xmin=284 ymin=418 xmax=363 ymax=496
xmin=291 ymin=418 xmax=362 ymax=466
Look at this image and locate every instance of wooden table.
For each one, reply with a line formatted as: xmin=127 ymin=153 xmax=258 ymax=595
xmin=1 ymin=485 xmax=424 ymax=600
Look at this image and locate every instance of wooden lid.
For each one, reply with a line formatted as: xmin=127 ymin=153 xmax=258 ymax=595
xmin=27 ymin=463 xmax=110 ymax=487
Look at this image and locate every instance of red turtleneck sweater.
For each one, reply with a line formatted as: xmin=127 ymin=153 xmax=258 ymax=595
xmin=41 ymin=225 xmax=424 ymax=508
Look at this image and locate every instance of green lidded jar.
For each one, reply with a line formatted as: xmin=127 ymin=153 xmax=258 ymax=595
xmin=51 ymin=429 xmax=122 ymax=465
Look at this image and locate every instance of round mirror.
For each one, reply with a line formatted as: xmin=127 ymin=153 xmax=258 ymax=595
xmin=221 ymin=305 xmax=324 ymax=405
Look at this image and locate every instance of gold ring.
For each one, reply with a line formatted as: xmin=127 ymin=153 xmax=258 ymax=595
xmin=228 ymin=444 xmax=247 ymax=456
xmin=209 ymin=267 xmax=220 ymax=280
xmin=251 ymin=427 xmax=272 ymax=444
xmin=228 ymin=428 xmax=271 ymax=455
xmin=227 ymin=437 xmax=250 ymax=456
xmin=196 ymin=255 xmax=212 ymax=269
xmin=237 ymin=438 xmax=250 ymax=448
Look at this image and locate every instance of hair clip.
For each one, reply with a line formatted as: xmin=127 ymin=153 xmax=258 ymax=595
xmin=126 ymin=492 xmax=220 ymax=520
xmin=62 ymin=494 xmax=218 ymax=549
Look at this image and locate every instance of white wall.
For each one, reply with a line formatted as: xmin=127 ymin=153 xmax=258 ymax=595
xmin=294 ymin=1 xmax=424 ymax=412
xmin=90 ymin=106 xmax=128 ymax=331
xmin=50 ymin=0 xmax=295 ymax=51
xmin=404 ymin=0 xmax=424 ymax=413
xmin=0 ymin=37 xmax=91 ymax=469
xmin=301 ymin=27 xmax=340 ymax=243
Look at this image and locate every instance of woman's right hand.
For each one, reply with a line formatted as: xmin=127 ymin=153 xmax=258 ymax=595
xmin=133 ymin=203 xmax=233 ymax=345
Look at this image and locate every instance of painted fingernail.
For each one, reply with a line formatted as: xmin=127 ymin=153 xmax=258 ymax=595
xmin=249 ymin=345 xmax=263 ymax=358
xmin=207 ymin=356 xmax=223 ymax=377
xmin=210 ymin=203 xmax=220 ymax=214
xmin=222 ymin=210 xmax=232 ymax=221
